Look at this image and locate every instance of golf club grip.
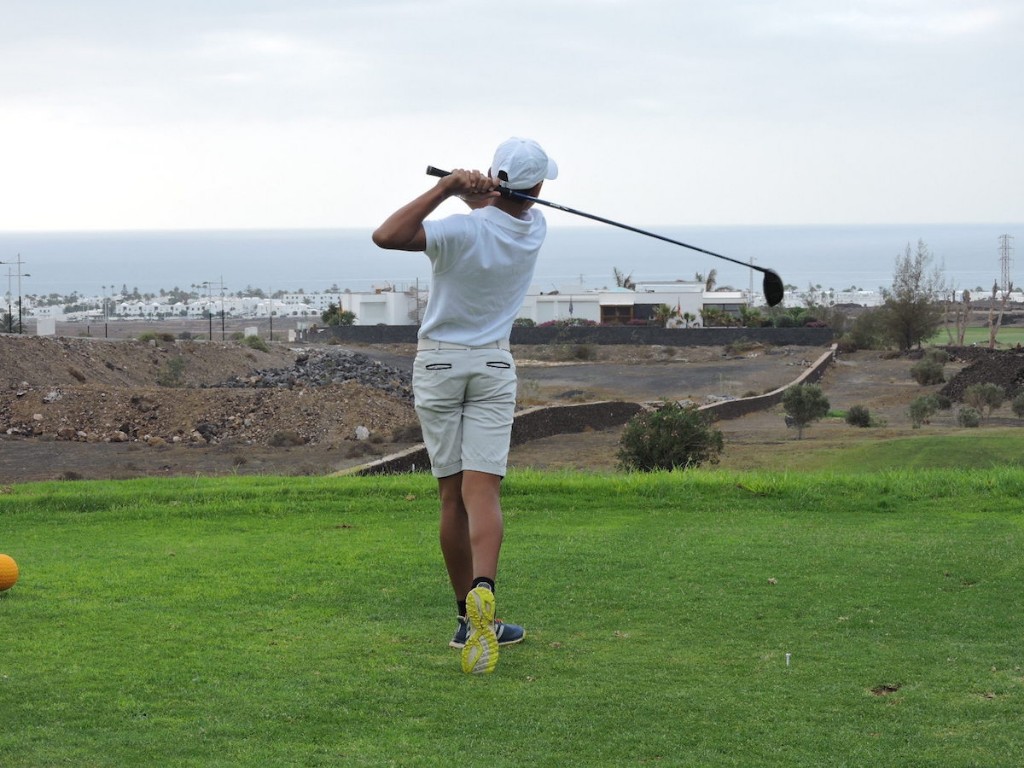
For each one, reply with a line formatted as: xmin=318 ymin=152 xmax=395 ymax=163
xmin=425 ymin=165 xmax=519 ymax=200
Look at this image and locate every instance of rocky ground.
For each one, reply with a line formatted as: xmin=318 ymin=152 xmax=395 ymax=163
xmin=937 ymin=345 xmax=1024 ymax=401
xmin=0 ymin=335 xmax=422 ymax=481
xmin=2 ymin=333 xmax=1022 ymax=482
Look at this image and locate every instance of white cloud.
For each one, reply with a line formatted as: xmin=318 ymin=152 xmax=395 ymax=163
xmin=0 ymin=0 xmax=1021 ymax=230
xmin=815 ymin=3 xmax=1007 ymax=43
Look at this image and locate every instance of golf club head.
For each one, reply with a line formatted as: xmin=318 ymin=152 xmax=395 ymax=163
xmin=762 ymin=269 xmax=785 ymax=307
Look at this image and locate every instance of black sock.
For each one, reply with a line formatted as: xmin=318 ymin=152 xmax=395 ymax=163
xmin=457 ymin=599 xmax=467 ymax=618
xmin=472 ymin=577 xmax=495 ymax=593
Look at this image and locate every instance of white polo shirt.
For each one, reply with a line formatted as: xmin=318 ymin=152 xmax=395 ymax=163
xmin=420 ymin=205 xmax=546 ymax=347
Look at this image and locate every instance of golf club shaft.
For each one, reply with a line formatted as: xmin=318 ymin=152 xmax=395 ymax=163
xmin=425 ymin=166 xmax=765 ymax=275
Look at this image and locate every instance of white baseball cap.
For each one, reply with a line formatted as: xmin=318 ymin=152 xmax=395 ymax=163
xmin=491 ymin=137 xmax=558 ymax=190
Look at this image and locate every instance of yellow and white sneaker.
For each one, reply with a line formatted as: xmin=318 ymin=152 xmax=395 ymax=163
xmin=461 ymin=586 xmax=499 ymax=674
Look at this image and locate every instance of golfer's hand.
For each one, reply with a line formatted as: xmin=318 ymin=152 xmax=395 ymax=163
xmin=439 ymin=169 xmax=500 ymax=206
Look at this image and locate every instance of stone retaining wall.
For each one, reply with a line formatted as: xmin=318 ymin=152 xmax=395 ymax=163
xmin=317 ymin=324 xmax=834 ymax=347
xmin=695 ymin=345 xmax=837 ymax=421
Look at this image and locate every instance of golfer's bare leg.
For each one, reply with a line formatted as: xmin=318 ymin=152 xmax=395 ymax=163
xmin=438 ymin=473 xmax=473 ymax=599
xmin=461 ymin=469 xmax=504 ymax=582
xmin=438 ymin=470 xmax=503 ymax=599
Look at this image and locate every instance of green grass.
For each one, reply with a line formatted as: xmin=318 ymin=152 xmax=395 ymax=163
xmin=754 ymin=428 xmax=1024 ymax=473
xmin=2 ymin=471 xmax=1024 ymax=766
xmin=928 ymin=325 xmax=1024 ymax=347
xmin=828 ymin=430 xmax=1024 ymax=471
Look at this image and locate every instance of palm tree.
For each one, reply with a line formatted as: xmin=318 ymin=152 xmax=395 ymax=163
xmin=613 ymin=267 xmax=635 ymax=290
xmin=704 ymin=269 xmax=717 ymax=292
xmin=652 ymin=303 xmax=677 ymax=327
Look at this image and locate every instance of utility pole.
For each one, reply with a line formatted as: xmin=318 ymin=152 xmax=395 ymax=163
xmin=3 ymin=265 xmax=12 ymax=333
xmin=748 ymin=258 xmax=755 ymax=306
xmin=999 ymin=235 xmax=1014 ymax=294
xmin=0 ymin=255 xmax=29 ymax=334
xmin=200 ymin=277 xmax=227 ymax=340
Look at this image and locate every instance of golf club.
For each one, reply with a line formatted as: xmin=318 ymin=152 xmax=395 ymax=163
xmin=426 ymin=165 xmax=786 ymax=307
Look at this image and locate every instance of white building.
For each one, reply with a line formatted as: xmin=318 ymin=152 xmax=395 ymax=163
xmin=22 ymin=280 xmax=760 ymax=329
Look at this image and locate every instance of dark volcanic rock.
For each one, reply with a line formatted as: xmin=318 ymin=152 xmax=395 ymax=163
xmin=219 ymin=350 xmax=413 ymax=401
xmin=940 ymin=347 xmax=1024 ymax=402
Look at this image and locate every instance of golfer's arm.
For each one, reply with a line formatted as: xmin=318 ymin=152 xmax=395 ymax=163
xmin=372 ymin=185 xmax=451 ymax=251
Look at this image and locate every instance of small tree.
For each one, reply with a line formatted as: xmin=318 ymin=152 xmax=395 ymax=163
xmin=1011 ymin=392 xmax=1024 ymax=419
xmin=781 ymin=384 xmax=830 ymax=439
xmin=944 ymin=289 xmax=970 ymax=346
xmin=963 ymin=382 xmax=1005 ymax=420
xmin=618 ymin=402 xmax=723 ymax=471
xmin=908 ymin=395 xmax=940 ymax=428
xmin=880 ymin=240 xmax=947 ymax=351
xmin=988 ymin=282 xmax=1014 ymax=349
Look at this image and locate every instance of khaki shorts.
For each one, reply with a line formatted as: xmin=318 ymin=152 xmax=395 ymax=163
xmin=413 ymin=348 xmax=517 ymax=478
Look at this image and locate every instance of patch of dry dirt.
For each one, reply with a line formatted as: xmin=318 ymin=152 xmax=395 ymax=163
xmin=0 ymin=335 xmax=419 ymax=482
xmin=506 ymin=350 xmax=921 ymax=472
xmin=3 ymin=334 xmax=1018 ymax=482
xmin=507 ymin=349 xmax=1007 ymax=473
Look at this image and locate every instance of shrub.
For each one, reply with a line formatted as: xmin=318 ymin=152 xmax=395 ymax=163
xmin=618 ymin=402 xmax=723 ymax=472
xmin=1013 ymin=392 xmax=1024 ymax=419
xmin=908 ymin=395 xmax=939 ymax=428
xmin=547 ymin=343 xmax=599 ymax=362
xmin=571 ymin=344 xmax=598 ymax=361
xmin=846 ymin=307 xmax=888 ymax=350
xmin=537 ymin=318 xmax=597 ymax=328
xmin=773 ymin=314 xmax=799 ymax=328
xmin=725 ymin=337 xmax=761 ymax=355
xmin=269 ymin=430 xmax=307 ymax=447
xmin=957 ymin=407 xmax=981 ymax=428
xmin=910 ymin=359 xmax=944 ymax=385
xmin=835 ymin=336 xmax=859 ymax=354
xmin=845 ymin=405 xmax=872 ymax=428
xmin=242 ymin=335 xmax=270 ymax=353
xmin=156 ymin=356 xmax=186 ymax=387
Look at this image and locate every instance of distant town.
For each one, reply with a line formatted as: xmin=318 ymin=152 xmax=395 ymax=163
xmin=6 ymin=280 xmax=874 ymax=324
xmin=4 ymin=278 xmax=1022 ymax=337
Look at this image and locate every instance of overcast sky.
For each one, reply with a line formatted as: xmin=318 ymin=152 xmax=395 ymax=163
xmin=1 ymin=0 xmax=1021 ymax=231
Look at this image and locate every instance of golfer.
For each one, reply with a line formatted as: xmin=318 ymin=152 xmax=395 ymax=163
xmin=372 ymin=137 xmax=557 ymax=674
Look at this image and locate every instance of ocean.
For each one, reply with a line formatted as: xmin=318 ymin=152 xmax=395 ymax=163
xmin=0 ymin=222 xmax=1018 ymax=299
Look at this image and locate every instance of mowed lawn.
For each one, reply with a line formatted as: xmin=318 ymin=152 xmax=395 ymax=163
xmin=1 ymin=470 xmax=1023 ymax=767
xmin=928 ymin=325 xmax=1024 ymax=347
